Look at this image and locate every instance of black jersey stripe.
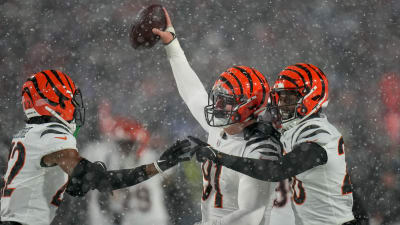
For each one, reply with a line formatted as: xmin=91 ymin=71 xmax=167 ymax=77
xmin=245 ymin=137 xmax=269 ymax=148
xmin=249 ymin=144 xmax=279 ymax=154
xmin=291 ymin=123 xmax=318 ymax=146
xmin=251 ymin=68 xmax=267 ymax=107
xmin=47 ymin=124 xmax=71 ymax=134
xmin=28 ymin=76 xmax=59 ymax=106
xmin=298 ymin=129 xmax=330 ymax=141
xmin=40 ymin=129 xmax=67 ymax=138
xmin=226 ymin=71 xmax=244 ymax=95
xmin=220 ymin=76 xmax=236 ymax=95
xmin=294 ymin=64 xmax=313 ymax=87
xmin=234 ymin=66 xmax=253 ymax=94
xmin=259 ymin=151 xmax=280 ymax=158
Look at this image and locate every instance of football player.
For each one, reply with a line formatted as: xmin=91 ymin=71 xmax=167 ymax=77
xmin=153 ymin=8 xmax=281 ymax=225
xmin=84 ymin=102 xmax=169 ymax=225
xmin=191 ymin=63 xmax=355 ymax=225
xmin=0 ymin=70 xmax=193 ymax=225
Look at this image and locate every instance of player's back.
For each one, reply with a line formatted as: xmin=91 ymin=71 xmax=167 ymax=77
xmin=1 ymin=122 xmax=76 ymax=225
xmin=281 ymin=115 xmax=354 ymax=225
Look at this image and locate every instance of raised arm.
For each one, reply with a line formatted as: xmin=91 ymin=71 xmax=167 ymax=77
xmin=153 ymin=8 xmax=210 ymax=132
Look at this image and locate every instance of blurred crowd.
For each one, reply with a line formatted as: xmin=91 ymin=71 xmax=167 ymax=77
xmin=0 ymin=0 xmax=399 ymax=224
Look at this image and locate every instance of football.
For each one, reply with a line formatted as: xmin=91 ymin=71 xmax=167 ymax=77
xmin=130 ymin=4 xmax=166 ymax=49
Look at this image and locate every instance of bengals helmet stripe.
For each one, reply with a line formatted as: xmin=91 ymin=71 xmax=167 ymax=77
xmin=294 ymin=64 xmax=313 ymax=87
xmin=307 ymin=64 xmax=326 ymax=101
xmin=22 ymin=70 xmax=84 ymax=128
xmin=57 ymin=70 xmax=74 ymax=92
xmin=278 ymin=74 xmax=299 ymax=88
xmin=49 ymin=70 xmax=73 ymax=94
xmin=270 ymin=63 xmax=329 ymax=129
xmin=49 ymin=70 xmax=67 ymax=90
xmin=41 ymin=70 xmax=71 ymax=101
xmin=219 ymin=76 xmax=235 ymax=95
xmin=234 ymin=66 xmax=253 ymax=94
xmin=23 ymin=87 xmax=33 ymax=102
xmin=285 ymin=68 xmax=306 ymax=86
xmin=226 ymin=71 xmax=244 ymax=95
xmin=251 ymin=68 xmax=267 ymax=107
xmin=205 ymin=66 xmax=270 ymax=127
xmin=28 ymin=76 xmax=59 ymax=106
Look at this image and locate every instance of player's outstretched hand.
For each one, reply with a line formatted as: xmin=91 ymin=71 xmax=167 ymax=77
xmin=152 ymin=7 xmax=175 ymax=44
xmin=156 ymin=139 xmax=193 ymax=171
xmin=188 ymin=136 xmax=218 ymax=163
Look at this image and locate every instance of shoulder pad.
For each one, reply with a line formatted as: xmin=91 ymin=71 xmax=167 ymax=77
xmin=243 ymin=121 xmax=281 ymax=141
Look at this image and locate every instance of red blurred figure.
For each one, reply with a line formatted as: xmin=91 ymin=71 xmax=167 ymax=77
xmin=380 ymin=73 xmax=400 ymax=144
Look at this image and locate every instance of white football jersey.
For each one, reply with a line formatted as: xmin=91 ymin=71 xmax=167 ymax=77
xmin=82 ymin=141 xmax=169 ymax=225
xmin=165 ymin=37 xmax=280 ymax=225
xmin=269 ymin=179 xmax=295 ymax=225
xmin=1 ymin=122 xmax=77 ymax=225
xmin=280 ymin=115 xmax=354 ymax=225
xmin=202 ymin=129 xmax=280 ymax=225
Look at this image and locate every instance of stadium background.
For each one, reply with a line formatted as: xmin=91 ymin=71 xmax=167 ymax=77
xmin=0 ymin=0 xmax=399 ymax=224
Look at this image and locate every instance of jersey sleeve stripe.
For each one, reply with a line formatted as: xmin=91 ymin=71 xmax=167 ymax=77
xmin=47 ymin=124 xmax=71 ymax=134
xmin=298 ymin=129 xmax=330 ymax=141
xmin=245 ymin=137 xmax=268 ymax=148
xmin=40 ymin=129 xmax=67 ymax=138
xmin=293 ymin=124 xmax=319 ymax=140
xmin=249 ymin=144 xmax=279 ymax=154
xmin=258 ymin=151 xmax=280 ymax=158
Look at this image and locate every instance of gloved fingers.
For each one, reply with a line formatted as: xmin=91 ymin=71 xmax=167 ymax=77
xmin=195 ymin=151 xmax=208 ymax=163
xmin=187 ymin=136 xmax=208 ymax=146
xmin=175 ymin=139 xmax=191 ymax=148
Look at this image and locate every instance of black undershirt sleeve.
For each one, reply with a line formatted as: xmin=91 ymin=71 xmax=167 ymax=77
xmin=215 ymin=142 xmax=328 ymax=182
xmin=66 ymin=158 xmax=151 ymax=197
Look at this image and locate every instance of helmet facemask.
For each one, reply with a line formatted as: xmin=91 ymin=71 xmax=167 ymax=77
xmin=204 ymin=87 xmax=248 ymax=127
xmin=269 ymin=89 xmax=303 ymax=128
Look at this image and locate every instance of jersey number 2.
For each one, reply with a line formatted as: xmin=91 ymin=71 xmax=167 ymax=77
xmin=2 ymin=142 xmax=26 ymax=197
xmin=201 ymin=160 xmax=223 ymax=208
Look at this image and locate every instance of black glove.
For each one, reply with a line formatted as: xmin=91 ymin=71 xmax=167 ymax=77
xmin=156 ymin=139 xmax=192 ymax=171
xmin=188 ymin=136 xmax=218 ymax=163
xmin=243 ymin=121 xmax=281 ymax=141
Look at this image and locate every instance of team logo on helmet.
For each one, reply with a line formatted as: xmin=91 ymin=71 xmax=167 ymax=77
xmin=204 ymin=66 xmax=270 ymax=127
xmin=269 ymin=63 xmax=328 ymax=129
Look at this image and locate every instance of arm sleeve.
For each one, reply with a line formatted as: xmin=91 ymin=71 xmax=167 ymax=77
xmin=216 ymin=142 xmax=328 ymax=182
xmin=165 ymin=38 xmax=210 ymax=132
xmin=66 ymin=158 xmax=152 ymax=197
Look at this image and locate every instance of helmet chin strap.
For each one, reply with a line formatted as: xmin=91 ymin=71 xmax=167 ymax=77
xmin=44 ymin=106 xmax=77 ymax=134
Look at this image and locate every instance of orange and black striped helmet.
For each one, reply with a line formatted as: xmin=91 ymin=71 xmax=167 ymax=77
xmin=21 ymin=70 xmax=85 ymax=129
xmin=204 ymin=66 xmax=270 ymax=127
xmin=270 ymin=63 xmax=328 ymax=127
